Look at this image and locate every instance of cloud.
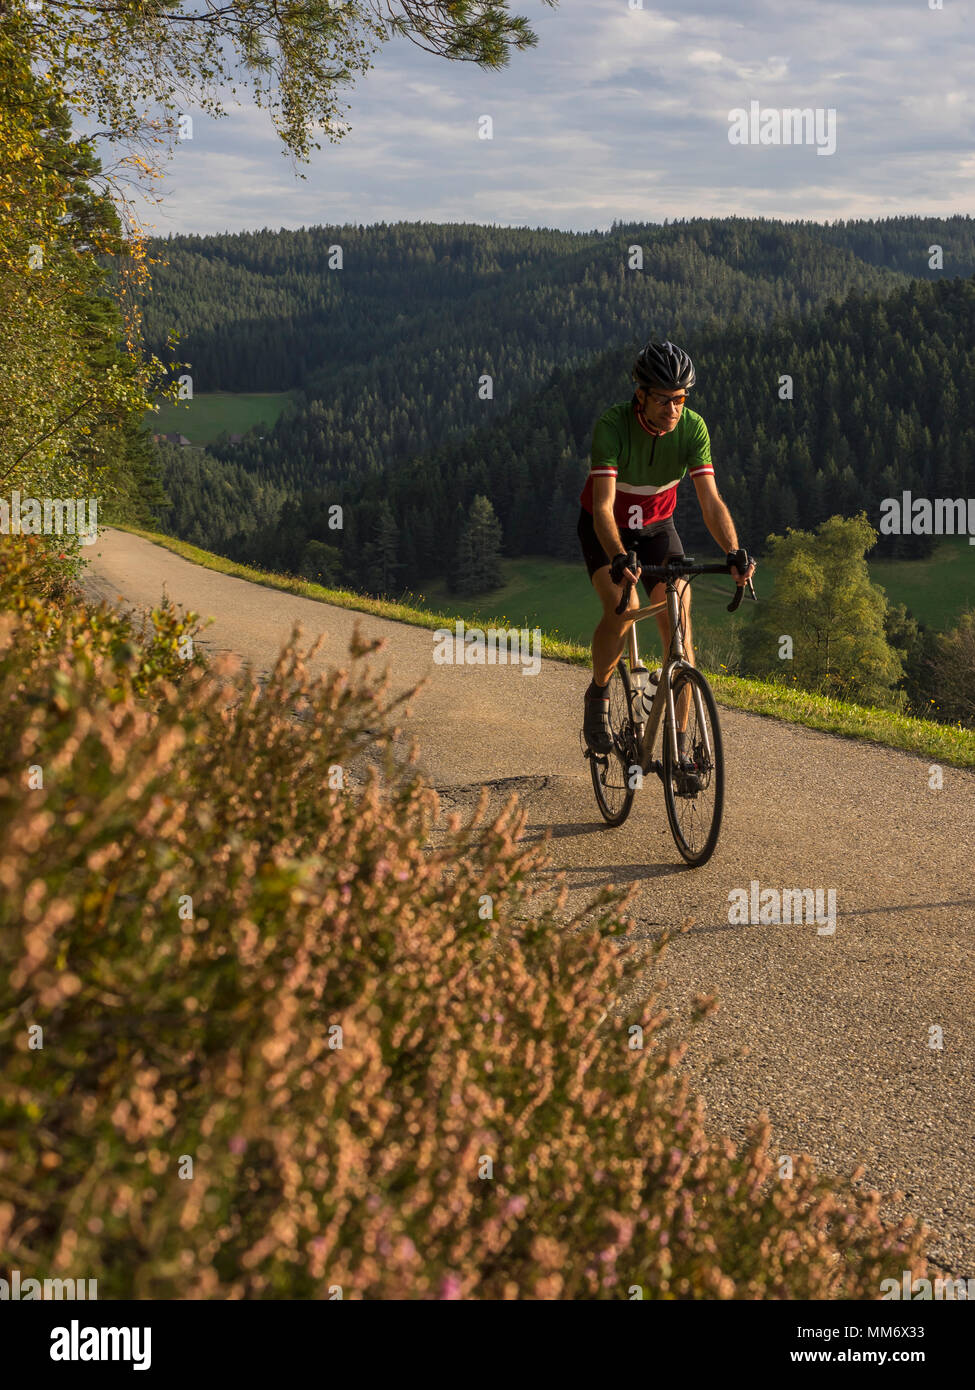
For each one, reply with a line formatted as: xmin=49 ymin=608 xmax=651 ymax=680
xmin=120 ymin=0 xmax=975 ymax=235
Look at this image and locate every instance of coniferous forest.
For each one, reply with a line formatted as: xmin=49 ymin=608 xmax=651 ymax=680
xmin=144 ymin=216 xmax=975 ymax=600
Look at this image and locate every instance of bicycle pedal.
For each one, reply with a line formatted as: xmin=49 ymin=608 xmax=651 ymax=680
xmin=580 ymin=737 xmax=599 ymax=763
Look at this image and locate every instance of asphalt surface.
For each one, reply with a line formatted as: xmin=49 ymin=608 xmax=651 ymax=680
xmin=82 ymin=528 xmax=975 ymax=1277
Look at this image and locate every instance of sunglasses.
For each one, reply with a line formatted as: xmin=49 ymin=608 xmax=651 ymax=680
xmin=645 ymin=390 xmax=690 ymax=407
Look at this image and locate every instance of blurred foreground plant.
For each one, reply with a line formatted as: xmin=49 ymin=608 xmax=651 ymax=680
xmin=0 ymin=539 xmax=928 ymax=1298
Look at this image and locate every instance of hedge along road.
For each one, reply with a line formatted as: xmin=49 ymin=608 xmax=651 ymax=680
xmin=82 ymin=527 xmax=975 ymax=1281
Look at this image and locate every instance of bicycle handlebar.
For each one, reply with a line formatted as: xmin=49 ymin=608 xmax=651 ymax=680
xmin=613 ymin=554 xmax=757 ymax=616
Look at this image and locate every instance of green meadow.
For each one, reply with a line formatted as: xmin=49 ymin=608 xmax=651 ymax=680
xmin=147 ymin=391 xmax=296 ymax=445
xmin=410 ymin=540 xmax=975 ymax=650
xmin=867 ymin=537 xmax=975 ymax=629
xmin=413 ymin=556 xmax=745 ymax=671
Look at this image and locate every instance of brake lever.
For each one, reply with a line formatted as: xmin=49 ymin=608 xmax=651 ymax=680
xmin=614 ymin=549 xmax=640 ymax=616
xmin=727 ymin=576 xmax=757 ymax=613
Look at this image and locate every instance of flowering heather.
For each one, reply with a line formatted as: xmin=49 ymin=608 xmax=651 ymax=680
xmin=0 ymin=539 xmax=928 ymax=1298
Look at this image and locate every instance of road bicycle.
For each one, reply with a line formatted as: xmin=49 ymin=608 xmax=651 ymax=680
xmin=585 ymin=554 xmax=756 ymax=867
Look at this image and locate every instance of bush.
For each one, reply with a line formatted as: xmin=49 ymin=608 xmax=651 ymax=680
xmin=0 ymin=535 xmax=204 ymax=699
xmin=738 ymin=515 xmax=905 ymax=707
xmin=0 ymin=542 xmax=928 ymax=1298
xmin=930 ymin=608 xmax=975 ymax=728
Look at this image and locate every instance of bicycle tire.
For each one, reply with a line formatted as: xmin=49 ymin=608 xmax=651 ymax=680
xmin=589 ymin=661 xmax=639 ymax=827
xmin=661 ymin=665 xmax=724 ymax=866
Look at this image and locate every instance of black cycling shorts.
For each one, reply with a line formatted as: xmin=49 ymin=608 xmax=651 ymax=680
xmin=577 ymin=507 xmax=684 ymax=586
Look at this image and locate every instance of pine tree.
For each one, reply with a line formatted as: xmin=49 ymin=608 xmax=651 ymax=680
xmin=455 ymin=495 xmax=504 ymax=596
xmin=361 ymin=500 xmax=400 ymax=596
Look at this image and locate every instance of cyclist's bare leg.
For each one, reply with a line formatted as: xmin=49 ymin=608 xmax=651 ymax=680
xmin=590 ymin=565 xmax=641 ymax=686
xmin=652 ymin=577 xmax=694 ymax=729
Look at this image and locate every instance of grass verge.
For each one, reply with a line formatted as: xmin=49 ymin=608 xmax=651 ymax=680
xmin=110 ymin=523 xmax=975 ymax=769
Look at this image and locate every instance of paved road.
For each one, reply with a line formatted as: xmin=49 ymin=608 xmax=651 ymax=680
xmin=83 ymin=529 xmax=975 ymax=1276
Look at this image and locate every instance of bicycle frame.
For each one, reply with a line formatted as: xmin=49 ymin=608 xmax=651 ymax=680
xmin=624 ymin=579 xmax=714 ymax=776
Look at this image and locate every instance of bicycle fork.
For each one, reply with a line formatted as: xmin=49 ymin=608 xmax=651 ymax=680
xmin=626 ymin=602 xmax=713 ymax=778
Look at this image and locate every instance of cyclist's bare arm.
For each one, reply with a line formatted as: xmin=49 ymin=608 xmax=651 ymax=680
xmin=592 ymin=477 xmax=641 ymax=583
xmin=691 ymin=472 xmax=756 ymax=584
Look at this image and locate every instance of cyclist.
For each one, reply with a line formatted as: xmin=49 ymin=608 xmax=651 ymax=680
xmin=579 ymin=338 xmax=755 ymax=761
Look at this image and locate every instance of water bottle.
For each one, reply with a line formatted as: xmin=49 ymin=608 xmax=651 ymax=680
xmin=642 ymin=668 xmax=662 ymax=717
xmin=629 ymin=666 xmax=649 ymax=723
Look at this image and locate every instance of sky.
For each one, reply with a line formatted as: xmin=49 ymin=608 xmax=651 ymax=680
xmin=128 ymin=0 xmax=975 ymax=237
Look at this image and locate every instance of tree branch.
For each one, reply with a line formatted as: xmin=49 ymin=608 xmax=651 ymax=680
xmin=0 ymin=396 xmax=98 ymax=487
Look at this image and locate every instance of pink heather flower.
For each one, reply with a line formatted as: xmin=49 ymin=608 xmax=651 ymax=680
xmin=229 ymin=1135 xmax=246 ymax=1155
xmin=505 ymin=1196 xmax=528 ymax=1218
xmin=439 ymin=1273 xmax=462 ymax=1300
xmin=398 ymin=1238 xmax=417 ymax=1261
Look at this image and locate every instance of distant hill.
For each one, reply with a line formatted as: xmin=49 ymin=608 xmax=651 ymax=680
xmin=146 ymin=217 xmax=975 ymax=491
xmin=144 ymin=217 xmax=975 ymax=583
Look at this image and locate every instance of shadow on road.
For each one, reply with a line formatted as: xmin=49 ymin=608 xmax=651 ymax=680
xmin=626 ymin=896 xmax=975 ymax=941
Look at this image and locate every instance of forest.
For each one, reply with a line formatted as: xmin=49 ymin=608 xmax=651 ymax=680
xmin=143 ymin=219 xmax=975 ymax=590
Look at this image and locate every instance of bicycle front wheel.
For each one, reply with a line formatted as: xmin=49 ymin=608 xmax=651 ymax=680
xmin=662 ymin=665 xmax=724 ymax=866
xmin=589 ymin=661 xmax=640 ymax=827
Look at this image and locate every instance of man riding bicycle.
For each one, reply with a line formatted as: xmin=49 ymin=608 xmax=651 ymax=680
xmin=579 ymin=338 xmax=756 ymax=762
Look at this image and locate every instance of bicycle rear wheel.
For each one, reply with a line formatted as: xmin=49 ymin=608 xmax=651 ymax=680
xmin=589 ymin=662 xmax=640 ymax=827
xmin=662 ymin=665 xmax=724 ymax=866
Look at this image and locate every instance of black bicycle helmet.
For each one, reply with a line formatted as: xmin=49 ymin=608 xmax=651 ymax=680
xmin=633 ymin=339 xmax=696 ymax=391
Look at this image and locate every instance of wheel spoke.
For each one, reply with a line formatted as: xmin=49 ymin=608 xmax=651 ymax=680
xmin=589 ymin=665 xmax=637 ymax=825
xmin=662 ymin=668 xmax=724 ymax=865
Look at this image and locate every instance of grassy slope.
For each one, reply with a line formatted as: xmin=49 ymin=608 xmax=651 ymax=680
xmin=108 ymin=524 xmax=975 ymax=769
xmin=414 ymin=560 xmax=738 ymax=646
xmin=868 ymin=538 xmax=975 ymax=628
xmin=147 ymin=391 xmax=296 ymax=445
xmin=423 ymin=539 xmax=975 ymax=642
